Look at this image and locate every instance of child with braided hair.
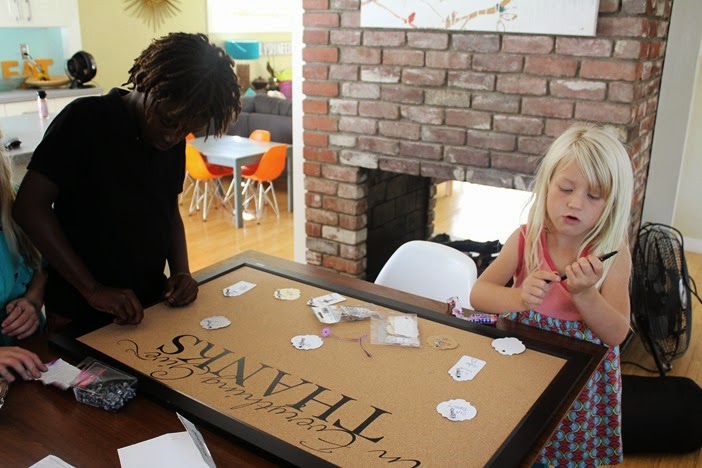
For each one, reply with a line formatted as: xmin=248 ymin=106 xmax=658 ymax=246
xmin=14 ymin=33 xmax=241 ymax=330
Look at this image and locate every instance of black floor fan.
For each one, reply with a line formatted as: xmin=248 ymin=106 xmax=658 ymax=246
xmin=630 ymin=223 xmax=700 ymax=376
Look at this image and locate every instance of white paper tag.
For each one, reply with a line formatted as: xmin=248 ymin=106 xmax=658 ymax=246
xmin=223 ymin=281 xmax=256 ymax=297
xmin=436 ymin=399 xmax=477 ymax=421
xmin=491 ymin=337 xmax=526 ymax=355
xmin=291 ymin=335 xmax=324 ymax=350
xmin=448 ymin=355 xmax=486 ymax=381
xmin=200 ymin=316 xmax=231 ymax=330
xmin=307 ymin=293 xmax=346 ymax=307
xmin=274 ymin=288 xmax=301 ymax=300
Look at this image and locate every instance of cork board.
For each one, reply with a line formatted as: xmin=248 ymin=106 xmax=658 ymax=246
xmin=52 ymin=253 xmax=605 ymax=467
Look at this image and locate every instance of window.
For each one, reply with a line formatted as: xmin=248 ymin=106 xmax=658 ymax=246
xmin=207 ymin=0 xmax=294 ymax=33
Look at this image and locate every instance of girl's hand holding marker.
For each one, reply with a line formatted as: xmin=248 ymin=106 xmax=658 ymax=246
xmin=548 ymin=250 xmax=619 ymax=283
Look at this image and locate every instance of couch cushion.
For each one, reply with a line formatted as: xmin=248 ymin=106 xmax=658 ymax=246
xmin=247 ymin=113 xmax=292 ymax=144
xmin=242 ymin=94 xmax=292 ymax=116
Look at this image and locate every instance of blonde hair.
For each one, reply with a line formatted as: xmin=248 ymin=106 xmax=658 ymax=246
xmin=525 ymin=124 xmax=634 ymax=287
xmin=0 ymin=128 xmax=41 ymax=269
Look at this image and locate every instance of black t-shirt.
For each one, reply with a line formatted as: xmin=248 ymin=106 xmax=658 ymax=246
xmin=27 ymin=88 xmax=185 ymax=325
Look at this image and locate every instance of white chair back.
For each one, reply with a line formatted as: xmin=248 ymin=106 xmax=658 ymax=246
xmin=375 ymin=240 xmax=478 ymax=310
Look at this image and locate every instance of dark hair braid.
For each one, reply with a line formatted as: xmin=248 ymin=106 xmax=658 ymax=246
xmin=124 ymin=32 xmax=241 ymax=137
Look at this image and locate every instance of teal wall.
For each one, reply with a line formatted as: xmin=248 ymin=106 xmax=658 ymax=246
xmin=0 ymin=28 xmax=65 ymax=77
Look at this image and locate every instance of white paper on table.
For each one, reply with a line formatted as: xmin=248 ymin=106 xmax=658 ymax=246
xmin=118 ymin=414 xmax=215 ymax=468
xmin=29 ymin=455 xmax=76 ymax=468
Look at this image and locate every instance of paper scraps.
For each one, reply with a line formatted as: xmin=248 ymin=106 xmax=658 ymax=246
xmin=387 ymin=315 xmax=419 ymax=339
xmin=274 ymin=288 xmax=301 ymax=301
xmin=200 ymin=316 xmax=231 ymax=330
xmin=427 ymin=335 xmax=458 ymax=350
xmin=307 ymin=293 xmax=346 ymax=307
xmin=291 ymin=335 xmax=324 ymax=350
xmin=436 ymin=399 xmax=477 ymax=422
xmin=312 ymin=305 xmax=379 ymax=324
xmin=36 ymin=358 xmax=81 ymax=390
xmin=222 ymin=281 xmax=256 ymax=297
xmin=448 ymin=355 xmax=486 ymax=381
xmin=491 ymin=337 xmax=526 ymax=355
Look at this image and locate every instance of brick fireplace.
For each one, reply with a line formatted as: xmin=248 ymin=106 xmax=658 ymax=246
xmin=302 ymin=0 xmax=672 ymax=278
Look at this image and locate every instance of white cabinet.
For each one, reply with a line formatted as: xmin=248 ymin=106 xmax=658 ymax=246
xmin=1 ymin=0 xmax=73 ymax=27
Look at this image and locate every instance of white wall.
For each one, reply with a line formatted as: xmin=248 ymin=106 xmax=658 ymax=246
xmin=672 ymin=44 xmax=702 ymax=252
xmin=292 ymin=0 xmax=305 ymax=263
xmin=642 ymin=1 xmax=702 ymax=253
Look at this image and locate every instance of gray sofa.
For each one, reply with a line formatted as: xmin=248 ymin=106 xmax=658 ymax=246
xmin=196 ymin=94 xmax=292 ymax=143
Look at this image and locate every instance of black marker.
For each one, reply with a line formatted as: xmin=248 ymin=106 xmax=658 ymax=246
xmin=557 ymin=250 xmax=618 ymax=281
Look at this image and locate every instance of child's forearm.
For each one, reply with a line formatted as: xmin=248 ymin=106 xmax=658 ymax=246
xmin=470 ymin=281 xmax=525 ymax=314
xmin=571 ymin=289 xmax=630 ymax=346
xmin=23 ymin=269 xmax=47 ymax=310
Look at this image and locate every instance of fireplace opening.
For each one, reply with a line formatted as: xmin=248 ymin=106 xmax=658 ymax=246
xmin=365 ymin=170 xmax=431 ymax=282
xmin=364 ymin=173 xmax=532 ymax=282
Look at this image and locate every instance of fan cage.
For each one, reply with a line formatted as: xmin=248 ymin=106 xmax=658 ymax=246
xmin=630 ymin=223 xmax=692 ymax=374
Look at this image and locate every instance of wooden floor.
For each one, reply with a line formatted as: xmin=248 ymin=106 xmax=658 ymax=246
xmin=180 ymin=178 xmax=294 ymax=272
xmin=182 ymin=180 xmax=701 ymax=467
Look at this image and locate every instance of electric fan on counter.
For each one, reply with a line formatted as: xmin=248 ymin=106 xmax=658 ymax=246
xmin=630 ymin=223 xmax=700 ymax=376
xmin=66 ymin=51 xmax=97 ymax=88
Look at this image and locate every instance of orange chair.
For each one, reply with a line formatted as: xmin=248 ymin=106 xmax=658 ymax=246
xmin=241 ymin=144 xmax=288 ymax=223
xmin=180 ymin=133 xmax=233 ymax=206
xmin=241 ymin=129 xmax=270 ymax=176
xmin=222 ymin=129 xmax=272 ymax=208
xmin=185 ymin=143 xmax=230 ymax=221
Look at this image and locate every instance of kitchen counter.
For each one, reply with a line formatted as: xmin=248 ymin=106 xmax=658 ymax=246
xmin=0 ymin=86 xmax=103 ymax=104
xmin=1 ymin=113 xmax=55 ymax=165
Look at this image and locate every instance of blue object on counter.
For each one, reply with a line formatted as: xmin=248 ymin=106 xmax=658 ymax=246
xmin=224 ymin=40 xmax=261 ymax=60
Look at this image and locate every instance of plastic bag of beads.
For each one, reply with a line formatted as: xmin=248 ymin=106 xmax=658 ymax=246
xmin=72 ymin=358 xmax=137 ymax=411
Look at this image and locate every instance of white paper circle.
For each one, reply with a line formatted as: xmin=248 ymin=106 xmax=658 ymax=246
xmin=291 ymin=335 xmax=324 ymax=350
xmin=491 ymin=337 xmax=526 ymax=355
xmin=200 ymin=316 xmax=231 ymax=330
xmin=274 ymin=288 xmax=302 ymax=300
xmin=436 ymin=399 xmax=477 ymax=421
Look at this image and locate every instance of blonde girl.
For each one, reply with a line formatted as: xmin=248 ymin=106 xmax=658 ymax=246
xmin=471 ymin=124 xmax=634 ymax=465
xmin=0 ymin=129 xmax=46 ymax=381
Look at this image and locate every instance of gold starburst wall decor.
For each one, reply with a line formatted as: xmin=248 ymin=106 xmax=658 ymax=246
xmin=124 ymin=0 xmax=181 ymax=31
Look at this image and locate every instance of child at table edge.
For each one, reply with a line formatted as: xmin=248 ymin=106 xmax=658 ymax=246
xmin=0 ymin=128 xmax=47 ymax=382
xmin=12 ymin=33 xmax=241 ymax=330
xmin=470 ymin=124 xmax=634 ymax=466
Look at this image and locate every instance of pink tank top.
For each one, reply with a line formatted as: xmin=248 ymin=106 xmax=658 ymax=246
xmin=513 ymin=228 xmax=588 ymax=321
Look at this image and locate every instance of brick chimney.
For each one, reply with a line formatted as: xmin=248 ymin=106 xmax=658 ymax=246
xmin=302 ymin=0 xmax=672 ymax=278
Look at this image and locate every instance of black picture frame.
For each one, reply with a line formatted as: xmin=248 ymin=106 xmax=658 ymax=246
xmin=50 ymin=251 xmax=607 ymax=467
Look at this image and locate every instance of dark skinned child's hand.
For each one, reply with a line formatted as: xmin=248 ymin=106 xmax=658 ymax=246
xmin=165 ymin=272 xmax=198 ymax=307
xmin=85 ymin=285 xmax=144 ymax=325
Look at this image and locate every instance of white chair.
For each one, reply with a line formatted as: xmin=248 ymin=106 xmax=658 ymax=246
xmin=375 ymin=240 xmax=478 ymax=310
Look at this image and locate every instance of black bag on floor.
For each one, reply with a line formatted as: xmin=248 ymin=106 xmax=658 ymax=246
xmin=429 ymin=234 xmax=502 ymax=275
xmin=622 ymin=374 xmax=702 ymax=453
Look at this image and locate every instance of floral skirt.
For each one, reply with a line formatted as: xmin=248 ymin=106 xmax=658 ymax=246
xmin=505 ymin=311 xmax=623 ymax=467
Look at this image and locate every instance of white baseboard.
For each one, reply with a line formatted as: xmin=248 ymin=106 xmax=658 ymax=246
xmin=684 ymin=236 xmax=702 ymax=254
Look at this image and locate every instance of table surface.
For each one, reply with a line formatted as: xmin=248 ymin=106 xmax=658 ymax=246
xmin=189 ymin=135 xmax=285 ymax=163
xmin=10 ymin=251 xmax=607 ymax=467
